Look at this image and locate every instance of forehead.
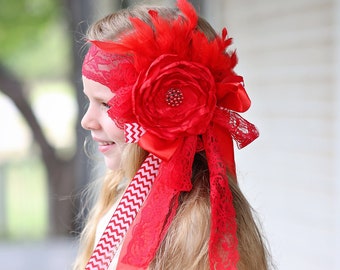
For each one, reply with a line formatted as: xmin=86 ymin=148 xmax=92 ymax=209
xmin=82 ymin=76 xmax=114 ymax=100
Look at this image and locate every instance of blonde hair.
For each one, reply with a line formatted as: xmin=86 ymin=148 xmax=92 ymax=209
xmin=74 ymin=143 xmax=147 ymax=269
xmin=74 ymin=4 xmax=272 ymax=270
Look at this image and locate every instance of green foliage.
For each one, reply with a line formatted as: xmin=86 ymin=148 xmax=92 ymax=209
xmin=0 ymin=0 xmax=70 ymax=79
xmin=0 ymin=0 xmax=56 ymax=56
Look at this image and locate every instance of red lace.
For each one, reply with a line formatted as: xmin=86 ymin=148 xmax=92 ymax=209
xmin=82 ymin=45 xmax=137 ymax=94
xmin=117 ymin=135 xmax=196 ymax=268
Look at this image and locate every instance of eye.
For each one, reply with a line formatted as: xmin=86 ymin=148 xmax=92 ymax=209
xmin=102 ymin=102 xmax=111 ymax=109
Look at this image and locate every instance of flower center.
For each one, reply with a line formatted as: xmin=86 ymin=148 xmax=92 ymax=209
xmin=165 ymin=88 xmax=184 ymax=107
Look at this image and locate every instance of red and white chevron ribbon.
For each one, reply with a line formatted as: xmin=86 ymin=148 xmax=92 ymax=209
xmin=85 ymin=153 xmax=161 ymax=270
xmin=124 ymin=123 xmax=145 ymax=143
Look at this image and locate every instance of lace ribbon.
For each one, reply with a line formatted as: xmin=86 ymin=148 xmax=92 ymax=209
xmin=82 ymin=45 xmax=137 ymax=93
xmin=117 ymin=136 xmax=196 ymax=269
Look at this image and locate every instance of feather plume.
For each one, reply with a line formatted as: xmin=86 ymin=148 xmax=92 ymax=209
xmin=92 ymin=0 xmax=239 ymax=85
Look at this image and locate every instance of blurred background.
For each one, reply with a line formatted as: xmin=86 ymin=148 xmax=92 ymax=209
xmin=0 ymin=0 xmax=339 ymax=269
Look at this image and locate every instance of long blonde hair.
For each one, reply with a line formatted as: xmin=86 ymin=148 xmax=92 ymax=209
xmin=74 ymin=4 xmax=272 ymax=270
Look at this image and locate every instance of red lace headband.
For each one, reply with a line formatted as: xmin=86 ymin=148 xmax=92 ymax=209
xmin=82 ymin=45 xmax=137 ymax=93
xmin=83 ymin=0 xmax=259 ymax=269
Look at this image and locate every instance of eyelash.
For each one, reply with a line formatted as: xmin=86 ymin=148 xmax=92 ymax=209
xmin=83 ymin=93 xmax=110 ymax=110
xmin=102 ymin=102 xmax=111 ymax=109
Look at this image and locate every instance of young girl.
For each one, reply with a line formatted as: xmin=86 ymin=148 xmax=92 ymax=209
xmin=75 ymin=0 xmax=271 ymax=269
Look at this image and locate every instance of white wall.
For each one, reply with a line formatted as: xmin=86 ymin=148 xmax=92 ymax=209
xmin=205 ymin=0 xmax=338 ymax=269
xmin=335 ymin=0 xmax=340 ymax=269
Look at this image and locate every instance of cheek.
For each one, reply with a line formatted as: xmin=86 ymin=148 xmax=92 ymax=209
xmin=105 ymin=118 xmax=125 ymax=142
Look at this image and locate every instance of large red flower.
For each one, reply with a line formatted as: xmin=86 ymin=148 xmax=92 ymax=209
xmin=132 ymin=54 xmax=216 ymax=140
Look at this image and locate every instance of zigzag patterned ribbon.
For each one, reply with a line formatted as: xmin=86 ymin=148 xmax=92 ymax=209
xmin=85 ymin=153 xmax=161 ymax=270
xmin=124 ymin=123 xmax=145 ymax=143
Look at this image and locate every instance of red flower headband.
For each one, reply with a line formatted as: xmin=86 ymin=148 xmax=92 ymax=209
xmin=83 ymin=0 xmax=259 ymax=269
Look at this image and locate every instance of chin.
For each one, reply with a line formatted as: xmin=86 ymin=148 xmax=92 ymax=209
xmin=105 ymin=157 xmax=121 ymax=171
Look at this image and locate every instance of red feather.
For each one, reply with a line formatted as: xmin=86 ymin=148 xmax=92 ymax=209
xmin=92 ymin=0 xmax=240 ymax=85
xmin=177 ymin=0 xmax=198 ymax=29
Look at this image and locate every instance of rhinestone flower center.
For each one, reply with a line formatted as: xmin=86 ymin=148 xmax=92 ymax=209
xmin=165 ymin=88 xmax=184 ymax=107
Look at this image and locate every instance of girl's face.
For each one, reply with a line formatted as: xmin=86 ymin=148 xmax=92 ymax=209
xmin=81 ymin=76 xmax=126 ymax=170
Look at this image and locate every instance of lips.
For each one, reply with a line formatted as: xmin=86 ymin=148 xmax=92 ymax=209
xmin=93 ymin=137 xmax=116 ymax=153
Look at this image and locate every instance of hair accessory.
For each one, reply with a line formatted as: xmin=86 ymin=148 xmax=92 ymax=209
xmin=85 ymin=154 xmax=161 ymax=270
xmin=82 ymin=44 xmax=137 ymax=92
xmin=166 ymin=88 xmax=184 ymax=107
xmin=83 ymin=0 xmax=259 ymax=269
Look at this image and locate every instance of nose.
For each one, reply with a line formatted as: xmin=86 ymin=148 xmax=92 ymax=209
xmin=81 ymin=108 xmax=100 ymax=130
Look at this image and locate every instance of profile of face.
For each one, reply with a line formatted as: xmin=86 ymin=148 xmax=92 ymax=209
xmin=81 ymin=76 xmax=126 ymax=170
